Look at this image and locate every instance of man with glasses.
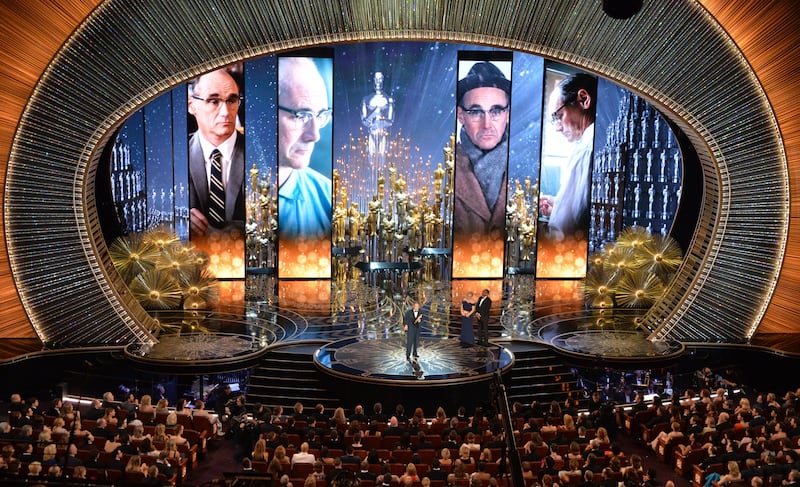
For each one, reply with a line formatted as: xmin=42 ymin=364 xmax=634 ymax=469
xmin=454 ymin=61 xmax=511 ymax=234
xmin=539 ymin=73 xmax=597 ymax=241
xmin=277 ymin=57 xmax=333 ymax=240
xmin=188 ymin=68 xmax=246 ymax=237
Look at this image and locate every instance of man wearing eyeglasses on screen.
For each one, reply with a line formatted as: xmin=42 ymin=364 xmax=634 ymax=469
xmin=454 ymin=61 xmax=511 ymax=234
xmin=277 ymin=57 xmax=333 ymax=240
xmin=187 ymin=69 xmax=246 ymax=237
xmin=538 ymin=73 xmax=597 ymax=241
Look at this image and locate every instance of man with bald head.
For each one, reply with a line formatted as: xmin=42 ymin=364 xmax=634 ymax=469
xmin=539 ymin=72 xmax=597 ymax=241
xmin=187 ymin=68 xmax=246 ymax=237
xmin=277 ymin=56 xmax=333 ymax=240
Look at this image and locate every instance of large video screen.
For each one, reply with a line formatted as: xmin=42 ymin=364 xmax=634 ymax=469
xmin=106 ymin=41 xmax=682 ymax=284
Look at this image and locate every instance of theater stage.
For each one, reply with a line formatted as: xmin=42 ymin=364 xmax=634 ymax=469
xmin=314 ymin=336 xmax=514 ymax=384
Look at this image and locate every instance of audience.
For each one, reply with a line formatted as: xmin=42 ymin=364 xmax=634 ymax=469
xmin=7 ymin=377 xmax=800 ymax=487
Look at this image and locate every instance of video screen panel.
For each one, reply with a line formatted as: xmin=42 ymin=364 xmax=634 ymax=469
xmin=105 ymin=42 xmax=683 ymax=286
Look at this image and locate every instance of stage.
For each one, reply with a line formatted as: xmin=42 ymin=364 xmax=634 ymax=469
xmin=314 ymin=336 xmax=514 ymax=384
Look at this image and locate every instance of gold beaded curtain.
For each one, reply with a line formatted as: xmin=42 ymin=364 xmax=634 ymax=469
xmin=0 ymin=0 xmax=798 ymax=344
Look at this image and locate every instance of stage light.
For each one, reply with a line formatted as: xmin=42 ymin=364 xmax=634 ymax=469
xmin=601 ymin=0 xmax=643 ymax=20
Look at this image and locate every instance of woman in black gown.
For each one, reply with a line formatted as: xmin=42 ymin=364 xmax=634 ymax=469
xmin=460 ymin=291 xmax=476 ymax=344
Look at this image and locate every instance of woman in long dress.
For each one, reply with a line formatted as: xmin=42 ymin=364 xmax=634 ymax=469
xmin=460 ymin=291 xmax=476 ymax=344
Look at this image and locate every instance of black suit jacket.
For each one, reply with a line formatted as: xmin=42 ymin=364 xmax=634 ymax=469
xmin=477 ymin=295 xmax=492 ymax=325
xmin=404 ymin=308 xmax=423 ymax=329
xmin=188 ymin=132 xmax=246 ymax=226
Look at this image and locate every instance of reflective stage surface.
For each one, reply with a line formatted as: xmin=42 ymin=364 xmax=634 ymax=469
xmin=314 ymin=336 xmax=514 ymax=384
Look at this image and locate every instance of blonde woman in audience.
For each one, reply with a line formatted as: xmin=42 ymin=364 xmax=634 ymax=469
xmin=650 ymin=421 xmax=684 ymax=451
xmin=139 ymin=395 xmax=155 ymax=421
xmin=153 ymin=423 xmax=168 ymax=443
xmin=59 ymin=402 xmax=77 ymax=425
xmin=458 ymin=444 xmax=475 ymax=465
xmin=41 ymin=444 xmax=58 ymax=467
xmin=27 ymin=461 xmax=43 ymax=477
xmin=399 ymin=463 xmax=420 ymax=484
xmin=331 ymin=407 xmax=347 ymax=427
xmin=712 ymin=461 xmax=741 ymax=487
xmin=433 ymin=407 xmax=448 ymax=425
xmin=702 ymin=415 xmax=717 ymax=435
xmin=37 ymin=429 xmax=52 ymax=446
xmin=72 ymin=465 xmax=87 ymax=480
xmin=439 ymin=447 xmax=453 ymax=469
xmin=304 ymin=475 xmax=317 ymax=487
xmin=156 ymin=398 xmax=170 ymax=415
xmin=125 ymin=454 xmax=148 ymax=474
xmin=132 ymin=423 xmax=150 ymax=442
xmin=479 ymin=447 xmax=493 ymax=463
xmin=51 ymin=417 xmax=69 ymax=438
xmin=562 ymin=414 xmax=576 ymax=432
xmin=735 ymin=397 xmax=753 ymax=417
xmin=595 ymin=426 xmax=610 ymax=445
xmin=252 ymin=438 xmax=270 ymax=463
xmin=171 ymin=423 xmax=189 ymax=445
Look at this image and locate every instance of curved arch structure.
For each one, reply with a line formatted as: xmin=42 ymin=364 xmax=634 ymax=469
xmin=3 ymin=1 xmax=788 ymax=346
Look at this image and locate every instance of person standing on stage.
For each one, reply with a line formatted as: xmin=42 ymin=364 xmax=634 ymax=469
xmin=404 ymin=301 xmax=423 ymax=361
xmin=460 ymin=291 xmax=476 ymax=345
xmin=475 ymin=289 xmax=492 ymax=345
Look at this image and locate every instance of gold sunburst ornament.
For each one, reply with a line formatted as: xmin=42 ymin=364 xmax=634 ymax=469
xmin=635 ymin=234 xmax=683 ymax=281
xmin=156 ymin=242 xmax=197 ymax=280
xmin=583 ymin=266 xmax=619 ymax=304
xmin=604 ymin=246 xmax=636 ymax=279
xmin=129 ymin=269 xmax=183 ymax=310
xmin=180 ymin=267 xmax=218 ymax=309
xmin=109 ymin=235 xmax=160 ymax=283
xmin=142 ymin=227 xmax=180 ymax=249
xmin=616 ymin=226 xmax=652 ymax=249
xmin=615 ymin=270 xmax=664 ymax=308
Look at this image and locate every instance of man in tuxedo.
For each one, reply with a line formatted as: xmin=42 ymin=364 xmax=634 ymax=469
xmin=187 ymin=68 xmax=246 ymax=239
xmin=404 ymin=301 xmax=423 ymax=360
xmin=475 ymin=288 xmax=492 ymax=345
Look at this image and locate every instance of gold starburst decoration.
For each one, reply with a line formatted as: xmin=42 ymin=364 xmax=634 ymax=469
xmin=583 ymin=266 xmax=619 ymax=304
xmin=156 ymin=243 xmax=197 ymax=280
xmin=142 ymin=227 xmax=179 ymax=249
xmin=615 ymin=270 xmax=664 ymax=308
xmin=180 ymin=267 xmax=218 ymax=308
xmin=604 ymin=246 xmax=636 ymax=279
xmin=109 ymin=235 xmax=160 ymax=283
xmin=129 ymin=269 xmax=183 ymax=310
xmin=587 ymin=251 xmax=606 ymax=270
xmin=616 ymin=226 xmax=652 ymax=249
xmin=635 ymin=234 xmax=683 ymax=281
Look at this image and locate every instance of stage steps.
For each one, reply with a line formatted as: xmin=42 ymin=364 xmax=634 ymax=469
xmin=503 ymin=342 xmax=580 ymax=407
xmin=246 ymin=341 xmax=579 ymax=414
xmin=246 ymin=344 xmax=342 ymax=410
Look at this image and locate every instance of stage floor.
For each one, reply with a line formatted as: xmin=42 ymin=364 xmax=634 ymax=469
xmin=314 ymin=336 xmax=513 ymax=384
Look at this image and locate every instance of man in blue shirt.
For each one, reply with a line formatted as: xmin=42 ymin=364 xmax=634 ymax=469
xmin=277 ymin=57 xmax=332 ymax=240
